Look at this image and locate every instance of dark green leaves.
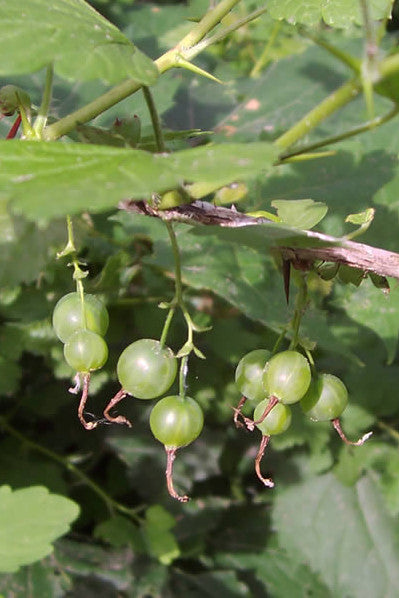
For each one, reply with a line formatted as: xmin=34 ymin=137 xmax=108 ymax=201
xmin=0 ymin=140 xmax=277 ymax=220
xmin=0 ymin=0 xmax=157 ymax=84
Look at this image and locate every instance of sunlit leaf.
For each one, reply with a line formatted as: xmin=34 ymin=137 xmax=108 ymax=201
xmin=0 ymin=0 xmax=157 ymax=84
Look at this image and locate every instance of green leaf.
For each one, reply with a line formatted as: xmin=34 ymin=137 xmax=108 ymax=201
xmin=0 ymin=486 xmax=79 ymax=573
xmin=94 ymin=515 xmax=145 ymax=551
xmin=142 ymin=506 xmax=180 ymax=565
xmin=334 ymin=278 xmax=399 ymax=363
xmin=1 ymin=141 xmax=277 ymax=220
xmin=0 ymin=0 xmax=157 ymax=85
xmin=273 ymin=473 xmax=399 ymax=597
xmin=345 ymin=207 xmax=375 ymax=239
xmin=267 ymin=0 xmax=393 ymax=28
xmin=271 ymin=198 xmax=328 ymax=229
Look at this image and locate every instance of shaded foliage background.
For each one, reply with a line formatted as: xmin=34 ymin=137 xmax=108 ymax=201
xmin=1 ymin=0 xmax=399 ymax=596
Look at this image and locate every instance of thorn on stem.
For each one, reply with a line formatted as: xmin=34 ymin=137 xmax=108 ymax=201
xmin=244 ymin=395 xmax=279 ymax=431
xmin=255 ymin=435 xmax=274 ymax=488
xmin=332 ymin=418 xmax=373 ymax=446
xmin=103 ymin=388 xmax=132 ymax=427
xmin=165 ymin=447 xmax=190 ymax=503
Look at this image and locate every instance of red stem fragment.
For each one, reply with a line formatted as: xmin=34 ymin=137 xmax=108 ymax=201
xmin=244 ymin=395 xmax=279 ymax=431
xmin=255 ymin=435 xmax=274 ymax=488
xmin=6 ymin=114 xmax=22 ymax=139
xmin=165 ymin=447 xmax=190 ymax=503
xmin=103 ymin=388 xmax=131 ymax=427
xmin=233 ymin=395 xmax=247 ymax=428
xmin=76 ymin=373 xmax=98 ymax=431
xmin=332 ymin=418 xmax=373 ymax=446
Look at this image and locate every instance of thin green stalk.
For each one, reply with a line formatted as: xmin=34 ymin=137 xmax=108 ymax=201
xmin=278 ymin=105 xmax=399 ymax=161
xmin=360 ymin=0 xmax=378 ymax=119
xmin=164 ymin=221 xmax=205 ymax=360
xmin=142 ymin=86 xmax=166 ymax=153
xmin=179 ymin=355 xmax=189 ymax=397
xmin=33 ymin=63 xmax=54 ymax=137
xmin=0 ymin=416 xmax=142 ymax=521
xmin=43 ymin=0 xmax=242 ymax=141
xmin=250 ymin=20 xmax=282 ymax=78
xmin=289 ymin=273 xmax=308 ymax=351
xmin=300 ymin=30 xmax=360 ymax=73
xmin=275 ymin=41 xmax=399 ymax=152
xmin=275 ymin=77 xmax=360 ymax=150
xmin=178 ymin=0 xmax=242 ymax=49
xmin=57 ymin=215 xmax=88 ymax=324
xmin=166 ymin=222 xmax=183 ymax=304
xmin=159 ymin=305 xmax=175 ymax=347
xmin=189 ymin=6 xmax=268 ymax=58
xmin=272 ymin=325 xmax=288 ymax=355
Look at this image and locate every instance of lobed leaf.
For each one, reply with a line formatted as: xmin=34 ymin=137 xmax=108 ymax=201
xmin=0 ymin=485 xmax=79 ymax=573
xmin=0 ymin=0 xmax=157 ymax=85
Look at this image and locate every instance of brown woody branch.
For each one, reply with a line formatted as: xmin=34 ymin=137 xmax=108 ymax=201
xmin=119 ymin=200 xmax=399 ymax=280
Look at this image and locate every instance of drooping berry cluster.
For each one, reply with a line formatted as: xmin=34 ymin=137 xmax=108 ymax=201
xmin=53 ymin=292 xmax=109 ymax=429
xmin=235 ymin=349 xmax=372 ymax=488
xmin=53 ymin=295 xmax=204 ymax=501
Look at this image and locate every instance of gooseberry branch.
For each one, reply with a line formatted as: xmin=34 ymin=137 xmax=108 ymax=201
xmin=121 ymin=200 xmax=399 ymax=280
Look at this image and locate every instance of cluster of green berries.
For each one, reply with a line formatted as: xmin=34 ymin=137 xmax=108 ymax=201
xmin=235 ymin=349 xmax=372 ymax=488
xmin=53 ymin=293 xmax=203 ymax=501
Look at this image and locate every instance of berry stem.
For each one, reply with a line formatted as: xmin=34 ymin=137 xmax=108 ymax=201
xmin=76 ymin=373 xmax=98 ymax=430
xmin=233 ymin=395 xmax=247 ymax=428
xmin=244 ymin=395 xmax=279 ymax=432
xmin=332 ymin=418 xmax=373 ymax=446
xmin=103 ymin=388 xmax=131 ymax=427
xmin=165 ymin=447 xmax=190 ymax=502
xmin=255 ymin=435 xmax=274 ymax=488
xmin=159 ymin=303 xmax=176 ymax=349
xmin=289 ymin=272 xmax=308 ymax=351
